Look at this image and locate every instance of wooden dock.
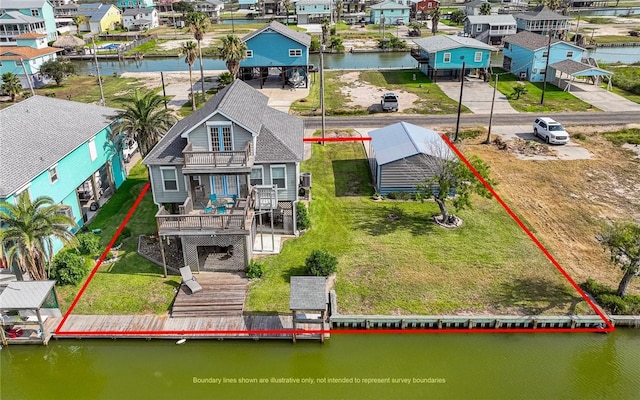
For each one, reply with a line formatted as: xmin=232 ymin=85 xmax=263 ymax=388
xmin=171 ymin=272 xmax=248 ymax=318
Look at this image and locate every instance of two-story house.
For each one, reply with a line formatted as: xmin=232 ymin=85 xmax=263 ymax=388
xmin=77 ymin=3 xmax=122 ymax=34
xmin=463 ymin=14 xmax=517 ymax=45
xmin=122 ymin=7 xmax=159 ymax=31
xmin=0 ymin=33 xmax=62 ymax=88
xmin=0 ymin=96 xmax=127 ymax=256
xmin=116 ymin=0 xmax=154 ymax=10
xmin=296 ymin=0 xmax=333 ymax=24
xmin=185 ymin=0 xmax=225 ymax=20
xmin=464 ymin=0 xmax=489 ymax=16
xmin=369 ymin=1 xmax=410 ymax=25
xmin=0 ymin=0 xmax=58 ymax=44
xmin=514 ymin=6 xmax=570 ymax=38
xmin=143 ymin=79 xmax=304 ymax=273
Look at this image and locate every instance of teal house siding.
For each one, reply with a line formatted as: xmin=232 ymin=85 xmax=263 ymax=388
xmin=432 ymin=47 xmax=491 ymax=70
xmin=4 ymin=0 xmax=59 ymax=42
xmin=241 ymin=22 xmax=311 ymax=69
xmin=370 ymin=1 xmax=410 ymax=25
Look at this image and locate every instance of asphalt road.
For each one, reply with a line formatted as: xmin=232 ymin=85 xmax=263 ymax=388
xmin=303 ymin=111 xmax=640 ymax=129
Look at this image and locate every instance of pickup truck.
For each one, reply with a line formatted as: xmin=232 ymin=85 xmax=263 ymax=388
xmin=122 ymin=138 xmax=138 ymax=163
xmin=381 ymin=92 xmax=399 ymax=112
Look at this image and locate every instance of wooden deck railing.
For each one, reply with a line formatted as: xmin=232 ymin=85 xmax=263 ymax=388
xmin=178 ymin=196 xmax=193 ymax=215
xmin=183 ymin=141 xmax=252 ymax=168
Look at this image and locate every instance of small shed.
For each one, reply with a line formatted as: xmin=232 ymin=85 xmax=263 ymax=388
xmin=289 ymin=276 xmax=328 ymax=343
xmin=0 ymin=280 xmax=60 ymax=345
xmin=368 ymin=122 xmax=454 ymax=195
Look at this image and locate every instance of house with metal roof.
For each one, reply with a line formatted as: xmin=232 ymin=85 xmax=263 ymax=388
xmin=240 ymin=21 xmax=311 ymax=89
xmin=116 ymin=0 xmax=154 ymax=9
xmin=502 ymin=30 xmax=612 ymax=87
xmin=370 ymin=1 xmax=411 ymax=25
xmin=122 ymin=7 xmax=159 ymax=31
xmin=0 ymin=0 xmax=58 ymax=43
xmin=367 ymin=122 xmax=454 ymax=195
xmin=77 ymin=3 xmax=122 ymax=34
xmin=514 ymin=5 xmax=570 ymax=37
xmin=463 ymin=14 xmax=517 ymax=45
xmin=142 ymin=79 xmax=304 ymax=273
xmin=0 ymin=33 xmax=62 ymax=89
xmin=0 ymin=96 xmax=127 ymax=255
xmin=411 ymin=35 xmax=496 ymax=81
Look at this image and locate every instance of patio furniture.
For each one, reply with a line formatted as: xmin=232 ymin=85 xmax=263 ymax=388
xmin=209 ymin=194 xmax=217 ymax=202
xmin=200 ymin=202 xmax=214 ymax=213
xmin=217 ymin=205 xmax=227 ymax=214
xmin=179 ymin=266 xmax=202 ymax=294
xmin=226 ymin=195 xmax=237 ymax=208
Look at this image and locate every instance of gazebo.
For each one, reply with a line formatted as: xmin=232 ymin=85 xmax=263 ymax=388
xmin=0 ymin=281 xmax=60 ymax=345
xmin=289 ymin=276 xmax=328 ymax=343
xmin=549 ymin=59 xmax=613 ymax=92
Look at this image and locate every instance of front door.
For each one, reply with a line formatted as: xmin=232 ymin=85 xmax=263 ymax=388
xmin=211 ymin=175 xmax=239 ymax=196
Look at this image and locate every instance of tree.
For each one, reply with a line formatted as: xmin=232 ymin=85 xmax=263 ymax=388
xmin=416 ymin=142 xmax=496 ymax=225
xmin=0 ymin=193 xmax=78 ymax=281
xmin=450 ymin=10 xmax=466 ymax=24
xmin=511 ymin=84 xmax=528 ymax=100
xmin=182 ymin=40 xmax=198 ymax=111
xmin=480 ymin=2 xmax=492 ymax=15
xmin=431 ymin=6 xmax=441 ymax=34
xmin=173 ymin=1 xmax=194 ymax=14
xmin=599 ymin=221 xmax=640 ymax=297
xmin=1 ymin=72 xmax=23 ymax=102
xmin=321 ymin=18 xmax=330 ymax=45
xmin=185 ymin=12 xmax=210 ymax=102
xmin=72 ymin=15 xmax=86 ymax=36
xmin=283 ymin=0 xmax=291 ymax=25
xmin=218 ymin=34 xmax=247 ymax=80
xmin=111 ymin=90 xmax=177 ymax=157
xmin=39 ymin=60 xmax=76 ymax=86
xmin=335 ymin=0 xmax=344 ymax=23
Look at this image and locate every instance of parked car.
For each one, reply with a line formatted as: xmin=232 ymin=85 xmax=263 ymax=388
xmin=533 ymin=117 xmax=570 ymax=145
xmin=381 ymin=92 xmax=399 ymax=112
xmin=122 ymin=138 xmax=139 ymax=163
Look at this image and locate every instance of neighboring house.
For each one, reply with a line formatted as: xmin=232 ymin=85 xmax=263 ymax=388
xmin=343 ymin=0 xmax=368 ymax=14
xmin=240 ymin=21 xmax=311 ymax=88
xmin=116 ymin=0 xmax=154 ymax=9
xmin=296 ymin=0 xmax=333 ymax=24
xmin=411 ymin=35 xmax=496 ymax=81
xmin=186 ymin=0 xmax=225 ymax=20
xmin=0 ymin=33 xmax=62 ymax=89
xmin=464 ymin=0 xmax=489 ymax=16
xmin=0 ymin=96 xmax=127 ymax=255
xmin=53 ymin=3 xmax=79 ymax=17
xmin=463 ymin=14 xmax=517 ymax=45
xmin=502 ymin=30 xmax=612 ymax=86
xmin=369 ymin=1 xmax=410 ymax=25
xmin=122 ymin=7 xmax=159 ymax=31
xmin=0 ymin=0 xmax=58 ymax=44
xmin=262 ymin=0 xmax=284 ymax=16
xmin=367 ymin=122 xmax=454 ymax=195
xmin=156 ymin=0 xmax=181 ymax=13
xmin=239 ymin=0 xmax=260 ymax=10
xmin=143 ymin=79 xmax=304 ymax=272
xmin=77 ymin=3 xmax=122 ymax=34
xmin=414 ymin=0 xmax=440 ymax=14
xmin=514 ymin=5 xmax=570 ymax=37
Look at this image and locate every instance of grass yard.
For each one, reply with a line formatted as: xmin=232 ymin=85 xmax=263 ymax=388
xmin=600 ymin=63 xmax=640 ymax=104
xmin=247 ymin=140 xmax=590 ymax=316
xmin=491 ymin=69 xmax=599 ymax=113
xmin=290 ymin=71 xmax=360 ymax=115
xmin=56 ymin=162 xmax=180 ymax=314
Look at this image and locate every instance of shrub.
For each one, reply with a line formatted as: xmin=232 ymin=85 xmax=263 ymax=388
xmin=49 ymin=251 xmax=89 ymax=286
xmin=387 ymin=191 xmax=412 ymax=200
xmin=598 ymin=294 xmax=627 ymax=314
xmin=247 ymin=260 xmax=264 ymax=279
xmin=581 ymin=278 xmax=609 ymax=296
xmin=305 ymin=249 xmax=337 ymax=276
xmin=296 ymin=202 xmax=310 ymax=231
xmin=114 ymin=226 xmax=132 ymax=246
xmin=77 ymin=233 xmax=101 ymax=256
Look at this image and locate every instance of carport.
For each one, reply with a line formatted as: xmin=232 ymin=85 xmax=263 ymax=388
xmin=549 ymin=59 xmax=613 ymax=93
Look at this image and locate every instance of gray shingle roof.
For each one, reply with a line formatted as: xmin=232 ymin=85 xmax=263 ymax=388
xmin=123 ymin=8 xmax=153 ymax=16
xmin=413 ymin=35 xmax=496 ymax=53
xmin=0 ymin=96 xmax=119 ymax=198
xmin=515 ymin=5 xmax=570 ymax=21
xmin=242 ymin=21 xmax=311 ymax=47
xmin=465 ymin=15 xmax=517 ymax=26
xmin=369 ymin=122 xmax=454 ymax=165
xmin=549 ymin=59 xmax=612 ymax=76
xmin=290 ymin=276 xmax=327 ymax=311
xmin=0 ymin=280 xmax=55 ymax=310
xmin=143 ymin=80 xmax=304 ymax=166
xmin=503 ymin=30 xmax=567 ymax=51
xmin=0 ymin=11 xmax=44 ymax=25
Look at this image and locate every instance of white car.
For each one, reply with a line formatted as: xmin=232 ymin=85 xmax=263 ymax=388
xmin=122 ymin=138 xmax=139 ymax=163
xmin=533 ymin=117 xmax=570 ymax=145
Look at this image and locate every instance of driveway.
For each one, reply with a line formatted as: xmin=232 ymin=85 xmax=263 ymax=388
xmin=490 ymin=125 xmax=592 ymax=161
xmin=557 ymin=80 xmax=640 ymax=112
xmin=436 ymin=79 xmax=519 ymax=114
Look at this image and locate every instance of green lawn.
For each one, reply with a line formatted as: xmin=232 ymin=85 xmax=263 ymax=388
xmin=491 ymin=69 xmax=599 ymax=113
xmin=56 ymin=162 xmax=180 ymax=314
xmin=600 ymin=63 xmax=640 ymax=104
xmin=247 ymin=141 xmax=589 ymax=316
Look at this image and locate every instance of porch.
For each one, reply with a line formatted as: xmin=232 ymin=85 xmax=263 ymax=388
xmin=182 ymin=141 xmax=254 ymax=173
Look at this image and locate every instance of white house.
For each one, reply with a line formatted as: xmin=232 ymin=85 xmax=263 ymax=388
xmin=122 ymin=7 xmax=159 ymax=31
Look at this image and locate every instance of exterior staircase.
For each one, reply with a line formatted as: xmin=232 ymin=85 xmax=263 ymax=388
xmin=171 ymin=272 xmax=248 ymax=317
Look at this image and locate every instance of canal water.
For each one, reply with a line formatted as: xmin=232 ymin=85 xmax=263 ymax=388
xmin=1 ymin=330 xmax=639 ymax=399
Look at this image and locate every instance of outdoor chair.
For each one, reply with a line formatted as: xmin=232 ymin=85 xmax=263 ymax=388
xmin=200 ymin=202 xmax=214 ymax=213
xmin=179 ymin=266 xmax=202 ymax=294
xmin=217 ymin=205 xmax=227 ymax=215
xmin=209 ymin=193 xmax=217 ymax=202
xmin=227 ymin=194 xmax=237 ymax=208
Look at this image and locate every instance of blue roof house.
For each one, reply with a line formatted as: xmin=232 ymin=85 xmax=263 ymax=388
xmin=370 ymin=1 xmax=410 ymax=25
xmin=367 ymin=122 xmax=454 ymax=195
xmin=241 ymin=21 xmax=311 ymax=88
xmin=0 ymin=96 xmax=127 ymax=256
xmin=0 ymin=0 xmax=58 ymax=43
xmin=411 ymin=35 xmax=496 ymax=81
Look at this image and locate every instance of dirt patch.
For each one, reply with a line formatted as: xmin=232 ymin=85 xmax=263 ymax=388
xmin=338 ymin=71 xmax=419 ymax=112
xmin=493 ymin=137 xmax=557 ymax=158
xmin=157 ymin=38 xmax=218 ymax=51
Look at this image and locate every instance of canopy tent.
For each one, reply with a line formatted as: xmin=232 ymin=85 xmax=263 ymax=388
xmin=549 ymin=59 xmax=613 ymax=92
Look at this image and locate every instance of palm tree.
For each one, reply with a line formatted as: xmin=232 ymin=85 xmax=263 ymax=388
xmin=184 ymin=12 xmax=210 ymax=102
xmin=335 ymin=0 xmax=344 ymax=23
xmin=183 ymin=40 xmax=198 ymax=111
xmin=431 ymin=6 xmax=441 ymax=35
xmin=72 ymin=14 xmax=86 ymax=36
xmin=111 ymin=90 xmax=177 ymax=157
xmin=218 ymin=34 xmax=247 ymax=80
xmin=0 ymin=193 xmax=78 ymax=281
xmin=1 ymin=72 xmax=23 ymax=102
xmin=480 ymin=2 xmax=492 ymax=16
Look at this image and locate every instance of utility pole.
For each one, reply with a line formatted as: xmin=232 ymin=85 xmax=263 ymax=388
xmin=161 ymin=71 xmax=167 ymax=110
xmin=320 ymin=44 xmax=325 ymax=145
xmin=454 ymin=58 xmax=465 ymax=142
xmin=19 ymin=58 xmax=35 ymax=97
xmin=540 ymin=32 xmax=552 ymax=105
xmin=485 ymin=73 xmax=498 ymax=144
xmin=91 ymin=36 xmax=105 ymax=106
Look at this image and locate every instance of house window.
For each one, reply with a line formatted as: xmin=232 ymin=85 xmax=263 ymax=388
xmin=474 ymin=51 xmax=482 ymax=62
xmin=270 ymin=165 xmax=286 ymax=189
xmin=443 ymin=53 xmax=451 ymax=63
xmin=31 ymin=9 xmax=40 ymax=17
xmin=160 ymin=167 xmax=178 ymax=192
xmin=208 ymin=124 xmax=233 ymax=151
xmin=250 ymin=167 xmax=263 ymax=186
xmin=289 ymin=49 xmax=302 ymax=57
xmin=88 ymin=139 xmax=97 ymax=161
xmin=246 ymin=49 xmax=253 ymax=58
xmin=566 ymin=51 xmax=573 ymax=57
xmin=49 ymin=166 xmax=58 ymax=184
xmin=542 ymin=51 xmax=548 ymax=58
xmin=504 ymin=42 xmax=510 ymax=50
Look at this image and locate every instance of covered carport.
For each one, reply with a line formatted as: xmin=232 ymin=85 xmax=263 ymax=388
xmin=549 ymin=59 xmax=613 ymax=93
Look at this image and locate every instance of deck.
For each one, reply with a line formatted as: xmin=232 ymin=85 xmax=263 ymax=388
xmin=156 ymin=202 xmax=253 ymax=235
xmin=1 ymin=317 xmax=61 ymax=345
xmin=171 ymin=272 xmax=248 ymax=317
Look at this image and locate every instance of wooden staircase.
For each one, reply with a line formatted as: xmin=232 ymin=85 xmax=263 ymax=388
xmin=171 ymin=272 xmax=248 ymax=318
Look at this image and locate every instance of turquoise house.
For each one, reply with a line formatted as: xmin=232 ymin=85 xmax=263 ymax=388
xmin=369 ymin=1 xmax=410 ymax=25
xmin=240 ymin=21 xmax=311 ymax=88
xmin=0 ymin=33 xmax=62 ymax=89
xmin=0 ymin=96 xmax=127 ymax=256
xmin=116 ymin=0 xmax=154 ymax=9
xmin=411 ymin=35 xmax=496 ymax=81
xmin=0 ymin=0 xmax=58 ymax=43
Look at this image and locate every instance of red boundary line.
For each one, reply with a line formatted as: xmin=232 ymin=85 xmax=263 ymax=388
xmin=303 ymin=137 xmax=371 ymax=142
xmin=55 ymin=137 xmax=614 ymax=337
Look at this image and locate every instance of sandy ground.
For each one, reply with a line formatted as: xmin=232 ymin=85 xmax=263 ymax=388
xmin=338 ymin=71 xmax=419 ymax=112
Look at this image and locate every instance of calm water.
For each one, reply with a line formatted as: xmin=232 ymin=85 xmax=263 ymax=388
xmin=2 ymin=330 xmax=639 ymax=399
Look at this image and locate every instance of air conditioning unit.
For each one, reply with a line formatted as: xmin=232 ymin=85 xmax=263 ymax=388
xmin=56 ymin=205 xmax=74 ymax=219
xmin=519 ymin=72 xmax=526 ymax=79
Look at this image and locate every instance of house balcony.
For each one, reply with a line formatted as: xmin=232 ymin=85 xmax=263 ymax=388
xmin=410 ymin=48 xmax=430 ymax=64
xmin=182 ymin=141 xmax=254 ymax=174
xmin=489 ymin=28 xmax=517 ymax=36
